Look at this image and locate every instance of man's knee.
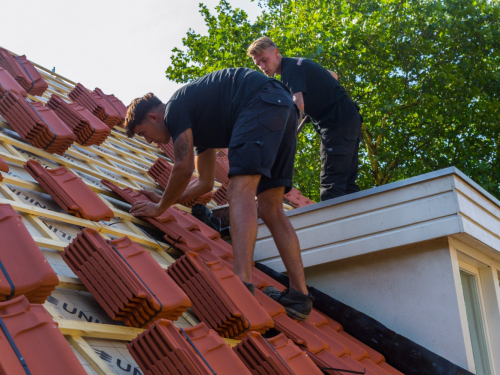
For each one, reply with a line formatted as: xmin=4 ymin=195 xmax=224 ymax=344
xmin=227 ymin=175 xmax=260 ymax=202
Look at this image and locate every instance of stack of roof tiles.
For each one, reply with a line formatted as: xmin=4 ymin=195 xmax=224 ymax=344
xmin=0 ymin=66 xmax=27 ymax=98
xmin=0 ymin=48 xmax=48 ymax=96
xmin=47 ymin=94 xmax=111 ymax=146
xmin=101 ymin=180 xmax=233 ymax=261
xmin=68 ymin=83 xmax=123 ymax=129
xmin=129 ymin=320 xmax=251 ymax=375
xmin=168 ymin=252 xmax=274 ymax=339
xmin=0 ymin=155 xmax=8 ymax=181
xmin=234 ymin=331 xmax=322 ymax=375
xmin=24 ymin=159 xmax=114 ymax=221
xmin=213 ymin=183 xmax=228 ymax=206
xmin=107 ymin=93 xmax=128 ymax=117
xmin=147 ymin=157 xmax=214 ymax=207
xmin=62 ymin=228 xmax=191 ymax=328
xmin=215 ymin=149 xmax=230 ymax=186
xmin=158 ymin=141 xmax=175 ymax=161
xmin=0 ymin=295 xmax=87 ymax=374
xmin=284 ymin=187 xmax=315 ymax=208
xmin=0 ymin=90 xmax=76 ymax=154
xmin=0 ymin=204 xmax=59 ymax=303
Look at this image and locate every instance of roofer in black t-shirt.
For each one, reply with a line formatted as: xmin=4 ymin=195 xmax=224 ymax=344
xmin=248 ymin=37 xmax=362 ymax=201
xmin=123 ymin=68 xmax=314 ymax=321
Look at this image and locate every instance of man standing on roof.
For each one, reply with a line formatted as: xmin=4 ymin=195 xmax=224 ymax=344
xmin=248 ymin=37 xmax=362 ymax=201
xmin=124 ymin=68 xmax=314 ymax=321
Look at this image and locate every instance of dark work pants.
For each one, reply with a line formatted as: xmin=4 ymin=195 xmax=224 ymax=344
xmin=318 ymin=112 xmax=362 ymax=201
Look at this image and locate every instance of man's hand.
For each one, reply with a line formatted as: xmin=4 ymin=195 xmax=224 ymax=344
xmin=130 ymin=200 xmax=163 ymax=217
xmin=292 ymin=92 xmax=305 ymax=119
xmin=328 ymin=70 xmax=338 ymax=80
xmin=138 ymin=189 xmax=161 ymax=203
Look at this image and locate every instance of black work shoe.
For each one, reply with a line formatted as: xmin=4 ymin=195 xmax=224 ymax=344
xmin=263 ymin=286 xmax=314 ymax=321
xmin=243 ymin=281 xmax=256 ymax=296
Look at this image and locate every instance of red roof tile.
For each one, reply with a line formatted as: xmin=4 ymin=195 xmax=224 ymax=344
xmin=47 ymin=94 xmax=110 ymax=146
xmin=284 ymin=187 xmax=315 ymax=208
xmin=168 ymin=252 xmax=273 ymax=339
xmin=0 ymin=155 xmax=8 ymax=181
xmin=0 ymin=66 xmax=27 ymax=97
xmin=62 ymin=228 xmax=190 ymax=327
xmin=107 ymin=94 xmax=128 ymax=118
xmin=0 ymin=204 xmax=59 ymax=303
xmin=213 ymin=183 xmax=228 ymax=206
xmin=0 ymin=295 xmax=86 ymax=374
xmin=0 ymin=90 xmax=75 ymax=154
xmin=25 ymin=159 xmax=114 ymax=221
xmin=158 ymin=141 xmax=175 ymax=161
xmin=0 ymin=49 xmax=48 ymax=96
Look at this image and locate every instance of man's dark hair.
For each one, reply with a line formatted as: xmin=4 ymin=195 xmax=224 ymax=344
xmin=124 ymin=93 xmax=162 ymax=138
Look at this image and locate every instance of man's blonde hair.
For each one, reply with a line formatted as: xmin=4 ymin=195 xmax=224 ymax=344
xmin=247 ymin=36 xmax=277 ymax=57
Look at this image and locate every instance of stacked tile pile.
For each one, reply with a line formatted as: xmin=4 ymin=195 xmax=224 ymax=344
xmin=0 ymin=90 xmax=76 ymax=154
xmin=68 ymin=83 xmax=123 ymax=129
xmin=62 ymin=228 xmax=191 ymax=328
xmin=93 ymin=87 xmax=125 ymax=126
xmin=284 ymin=187 xmax=315 ymax=208
xmin=129 ymin=320 xmax=251 ymax=375
xmin=24 ymin=159 xmax=114 ymax=221
xmin=0 ymin=204 xmax=59 ymax=303
xmin=148 ymin=157 xmax=214 ymax=207
xmin=101 ymin=180 xmax=233 ymax=261
xmin=158 ymin=141 xmax=175 ymax=161
xmin=47 ymin=94 xmax=111 ymax=146
xmin=0 ymin=155 xmax=8 ymax=181
xmin=0 ymin=49 xmax=48 ymax=96
xmin=213 ymin=183 xmax=228 ymax=206
xmin=0 ymin=66 xmax=27 ymax=97
xmin=215 ymin=149 xmax=230 ymax=186
xmin=107 ymin=93 xmax=128 ymax=117
xmin=0 ymin=295 xmax=87 ymax=374
xmin=234 ymin=331 xmax=320 ymax=375
xmin=168 ymin=252 xmax=274 ymax=339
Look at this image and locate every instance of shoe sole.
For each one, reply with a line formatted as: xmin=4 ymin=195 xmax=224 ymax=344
xmin=284 ymin=306 xmax=309 ymax=321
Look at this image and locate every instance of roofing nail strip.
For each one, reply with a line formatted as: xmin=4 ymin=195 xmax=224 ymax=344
xmin=180 ymin=328 xmax=217 ymax=375
xmin=0 ymin=314 xmax=32 ymax=375
xmin=0 ymin=260 xmax=15 ymax=300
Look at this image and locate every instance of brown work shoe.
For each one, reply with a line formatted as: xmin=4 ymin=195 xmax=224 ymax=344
xmin=264 ymin=286 xmax=314 ymax=321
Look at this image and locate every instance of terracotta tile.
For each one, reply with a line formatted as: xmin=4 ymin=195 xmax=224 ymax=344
xmin=107 ymin=94 xmax=128 ymax=118
xmin=25 ymin=159 xmax=114 ymax=221
xmin=0 ymin=295 xmax=86 ymax=374
xmin=378 ymin=361 xmax=405 ymax=375
xmin=284 ymin=188 xmax=315 ymax=208
xmin=0 ymin=155 xmax=8 ymax=181
xmin=0 ymin=204 xmax=59 ymax=303
xmin=0 ymin=49 xmax=48 ymax=96
xmin=213 ymin=183 xmax=228 ymax=206
xmin=0 ymin=66 xmax=27 ymax=97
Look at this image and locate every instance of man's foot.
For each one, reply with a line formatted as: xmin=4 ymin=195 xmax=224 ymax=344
xmin=263 ymin=286 xmax=314 ymax=321
xmin=243 ymin=281 xmax=256 ymax=296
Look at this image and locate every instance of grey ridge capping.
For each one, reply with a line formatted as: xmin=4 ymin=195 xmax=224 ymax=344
xmin=255 ymin=167 xmax=500 ymax=271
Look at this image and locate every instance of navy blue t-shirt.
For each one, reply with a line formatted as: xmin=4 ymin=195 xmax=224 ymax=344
xmin=280 ymin=57 xmax=359 ymax=127
xmin=164 ymin=68 xmax=276 ymax=153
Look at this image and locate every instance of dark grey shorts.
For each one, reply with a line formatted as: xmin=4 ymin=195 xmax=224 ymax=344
xmin=228 ymin=81 xmax=298 ymax=195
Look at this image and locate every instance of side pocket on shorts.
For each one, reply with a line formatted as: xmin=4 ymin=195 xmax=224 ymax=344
xmin=229 ymin=141 xmax=264 ymax=168
xmin=258 ymin=94 xmax=290 ymax=132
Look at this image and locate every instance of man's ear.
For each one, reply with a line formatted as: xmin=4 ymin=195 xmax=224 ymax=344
xmin=147 ymin=111 xmax=160 ymax=123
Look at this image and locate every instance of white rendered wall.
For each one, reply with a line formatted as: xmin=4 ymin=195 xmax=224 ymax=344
xmin=302 ymin=239 xmax=470 ymax=369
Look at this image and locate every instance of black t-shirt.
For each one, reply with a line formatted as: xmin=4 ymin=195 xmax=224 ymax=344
xmin=164 ymin=68 xmax=274 ymax=153
xmin=280 ymin=57 xmax=358 ymax=126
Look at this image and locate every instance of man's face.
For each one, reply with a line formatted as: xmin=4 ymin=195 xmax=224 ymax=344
xmin=252 ymin=47 xmax=281 ymax=77
xmin=134 ymin=115 xmax=170 ymax=145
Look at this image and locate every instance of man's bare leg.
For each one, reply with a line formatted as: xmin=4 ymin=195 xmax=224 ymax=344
xmin=257 ymin=187 xmax=308 ymax=295
xmin=227 ymin=175 xmax=261 ymax=283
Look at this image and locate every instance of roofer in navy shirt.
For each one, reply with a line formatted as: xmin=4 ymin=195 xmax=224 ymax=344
xmin=124 ymin=68 xmax=314 ymax=321
xmin=248 ymin=37 xmax=363 ymax=201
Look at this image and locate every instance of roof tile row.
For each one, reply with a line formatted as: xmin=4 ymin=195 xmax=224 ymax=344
xmin=0 ymin=66 xmax=27 ymax=98
xmin=168 ymin=252 xmax=274 ymax=339
xmin=0 ymin=295 xmax=86 ymax=374
xmin=62 ymin=228 xmax=190 ymax=328
xmin=157 ymin=141 xmax=175 ymax=162
xmin=0 ymin=89 xmax=76 ymax=154
xmin=0 ymin=204 xmax=59 ymax=303
xmin=0 ymin=48 xmax=48 ymax=96
xmin=68 ymin=83 xmax=122 ymax=129
xmin=213 ymin=183 xmax=228 ymax=206
xmin=25 ymin=159 xmax=114 ymax=221
xmin=129 ymin=319 xmax=250 ymax=375
xmin=47 ymin=94 xmax=111 ymax=146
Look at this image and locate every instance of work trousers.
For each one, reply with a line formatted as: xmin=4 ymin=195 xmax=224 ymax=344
xmin=317 ymin=110 xmax=362 ymax=201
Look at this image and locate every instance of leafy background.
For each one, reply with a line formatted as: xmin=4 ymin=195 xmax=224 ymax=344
xmin=166 ymin=0 xmax=500 ymax=202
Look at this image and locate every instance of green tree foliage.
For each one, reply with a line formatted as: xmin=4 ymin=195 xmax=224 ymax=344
xmin=166 ymin=0 xmax=500 ymax=202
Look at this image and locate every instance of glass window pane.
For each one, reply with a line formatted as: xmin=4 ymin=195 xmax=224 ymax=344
xmin=460 ymin=270 xmax=492 ymax=375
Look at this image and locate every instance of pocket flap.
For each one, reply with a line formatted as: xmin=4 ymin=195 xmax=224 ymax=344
xmin=324 ymin=146 xmax=347 ymax=156
xmin=260 ymin=94 xmax=290 ymax=106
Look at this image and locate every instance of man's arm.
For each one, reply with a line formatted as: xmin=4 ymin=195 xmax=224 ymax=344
xmin=175 ymin=149 xmax=216 ymax=204
xmin=130 ymin=128 xmax=194 ymax=217
xmin=292 ymin=92 xmax=305 ymax=119
xmin=328 ymin=70 xmax=338 ymax=80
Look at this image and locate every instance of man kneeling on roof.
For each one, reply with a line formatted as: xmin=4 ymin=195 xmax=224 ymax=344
xmin=124 ymin=68 xmax=314 ymax=321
